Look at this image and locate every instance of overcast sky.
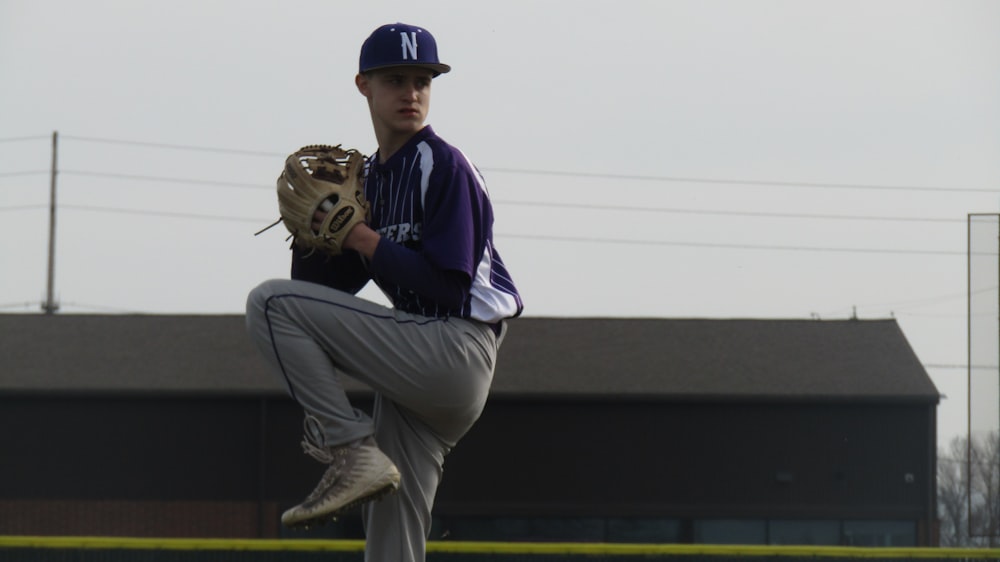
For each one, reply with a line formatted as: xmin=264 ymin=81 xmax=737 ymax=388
xmin=2 ymin=0 xmax=999 ymax=446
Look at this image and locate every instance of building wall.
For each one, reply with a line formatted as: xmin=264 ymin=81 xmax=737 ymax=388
xmin=433 ymin=398 xmax=937 ymax=545
xmin=439 ymin=399 xmax=935 ymax=519
xmin=0 ymin=394 xmax=936 ymax=544
xmin=0 ymin=500 xmax=276 ymax=538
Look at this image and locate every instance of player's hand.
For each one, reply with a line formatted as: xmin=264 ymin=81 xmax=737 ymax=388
xmin=310 ymin=198 xmax=377 ymax=257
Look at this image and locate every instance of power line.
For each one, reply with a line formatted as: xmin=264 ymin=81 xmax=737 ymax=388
xmin=498 ymin=200 xmax=965 ymax=224
xmin=927 ymin=364 xmax=998 ymax=370
xmin=0 ymin=135 xmax=49 ymax=144
xmin=38 ymin=170 xmax=973 ymax=225
xmin=0 ymin=205 xmax=46 ymax=213
xmin=482 ymin=167 xmax=1000 ymax=194
xmin=497 ymin=233 xmax=965 ymax=256
xmin=57 ymin=301 xmax=145 ymax=314
xmin=0 ymin=301 xmax=40 ymax=311
xmin=1 ymin=134 xmax=989 ymax=257
xmin=818 ymin=288 xmax=986 ymax=319
xmin=60 ymin=170 xmax=269 ymax=190
xmin=45 ymin=133 xmax=1000 ymax=194
xmin=60 ymin=134 xmax=284 ymax=157
xmin=11 ymin=202 xmax=973 ymax=256
xmin=61 ymin=204 xmax=266 ymax=223
xmin=0 ymin=170 xmax=48 ymax=178
xmin=0 ymin=299 xmax=140 ymax=314
xmin=895 ymin=311 xmax=972 ymax=319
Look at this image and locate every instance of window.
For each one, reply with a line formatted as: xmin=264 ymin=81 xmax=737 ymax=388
xmin=769 ymin=520 xmax=840 ymax=545
xmin=430 ymin=516 xmax=681 ymax=542
xmin=607 ymin=518 xmax=681 ymax=543
xmin=434 ymin=517 xmax=606 ymax=542
xmin=842 ymin=520 xmax=916 ymax=546
xmin=694 ymin=519 xmax=766 ymax=544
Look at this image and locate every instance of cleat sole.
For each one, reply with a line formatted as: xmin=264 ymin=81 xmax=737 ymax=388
xmin=284 ymin=481 xmax=399 ymax=529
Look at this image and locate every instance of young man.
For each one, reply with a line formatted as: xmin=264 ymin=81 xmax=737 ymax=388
xmin=245 ymin=22 xmax=523 ymax=561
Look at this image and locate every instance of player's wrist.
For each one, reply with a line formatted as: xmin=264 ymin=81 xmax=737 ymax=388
xmin=344 ymin=224 xmax=380 ymax=258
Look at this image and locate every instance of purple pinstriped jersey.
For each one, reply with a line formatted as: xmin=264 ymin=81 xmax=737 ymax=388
xmin=364 ymin=126 xmax=523 ymax=323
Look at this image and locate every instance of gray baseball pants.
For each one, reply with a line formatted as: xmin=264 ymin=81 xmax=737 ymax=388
xmin=245 ymin=278 xmax=503 ymax=562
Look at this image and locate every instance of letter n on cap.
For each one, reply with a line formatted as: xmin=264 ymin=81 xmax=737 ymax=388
xmin=400 ymin=32 xmax=418 ymax=61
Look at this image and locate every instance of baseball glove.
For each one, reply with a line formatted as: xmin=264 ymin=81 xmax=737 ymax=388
xmin=274 ymin=144 xmax=370 ymax=256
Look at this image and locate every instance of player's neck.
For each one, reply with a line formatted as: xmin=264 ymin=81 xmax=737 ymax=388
xmin=374 ymin=125 xmax=425 ymax=163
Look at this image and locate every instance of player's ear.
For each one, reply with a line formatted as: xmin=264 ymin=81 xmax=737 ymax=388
xmin=355 ymin=73 xmax=371 ymax=97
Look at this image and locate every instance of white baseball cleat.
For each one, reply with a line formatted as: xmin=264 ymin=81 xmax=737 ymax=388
xmin=282 ymin=418 xmax=401 ymax=528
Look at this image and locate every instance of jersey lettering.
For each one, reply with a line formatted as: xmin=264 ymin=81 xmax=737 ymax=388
xmin=378 ymin=222 xmax=421 ymax=244
xmin=396 ymin=222 xmax=413 ymax=242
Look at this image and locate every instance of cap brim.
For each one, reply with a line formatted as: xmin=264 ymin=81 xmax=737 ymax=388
xmin=362 ymin=62 xmax=451 ymax=75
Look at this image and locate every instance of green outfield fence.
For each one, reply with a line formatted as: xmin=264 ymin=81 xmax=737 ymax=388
xmin=2 ymin=537 xmax=1000 ymax=562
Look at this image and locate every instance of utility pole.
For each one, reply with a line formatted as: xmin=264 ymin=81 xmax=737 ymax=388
xmin=43 ymin=130 xmax=59 ymax=314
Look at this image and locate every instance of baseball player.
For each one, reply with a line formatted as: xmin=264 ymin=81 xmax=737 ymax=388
xmin=245 ymin=22 xmax=523 ymax=562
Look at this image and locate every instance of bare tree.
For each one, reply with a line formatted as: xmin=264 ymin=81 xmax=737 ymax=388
xmin=939 ymin=432 xmax=1000 ymax=546
xmin=970 ymin=432 xmax=1000 ymax=543
xmin=938 ymin=435 xmax=970 ymax=546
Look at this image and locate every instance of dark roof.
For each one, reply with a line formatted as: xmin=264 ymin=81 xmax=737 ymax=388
xmin=0 ymin=314 xmax=939 ymax=403
xmin=498 ymin=317 xmax=938 ymax=403
xmin=0 ymin=314 xmax=278 ymax=396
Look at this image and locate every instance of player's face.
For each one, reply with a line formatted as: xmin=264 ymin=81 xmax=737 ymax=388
xmin=358 ymin=67 xmax=434 ymax=138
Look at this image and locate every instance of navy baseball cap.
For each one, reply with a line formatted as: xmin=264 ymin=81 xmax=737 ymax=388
xmin=359 ymin=23 xmax=451 ymax=76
